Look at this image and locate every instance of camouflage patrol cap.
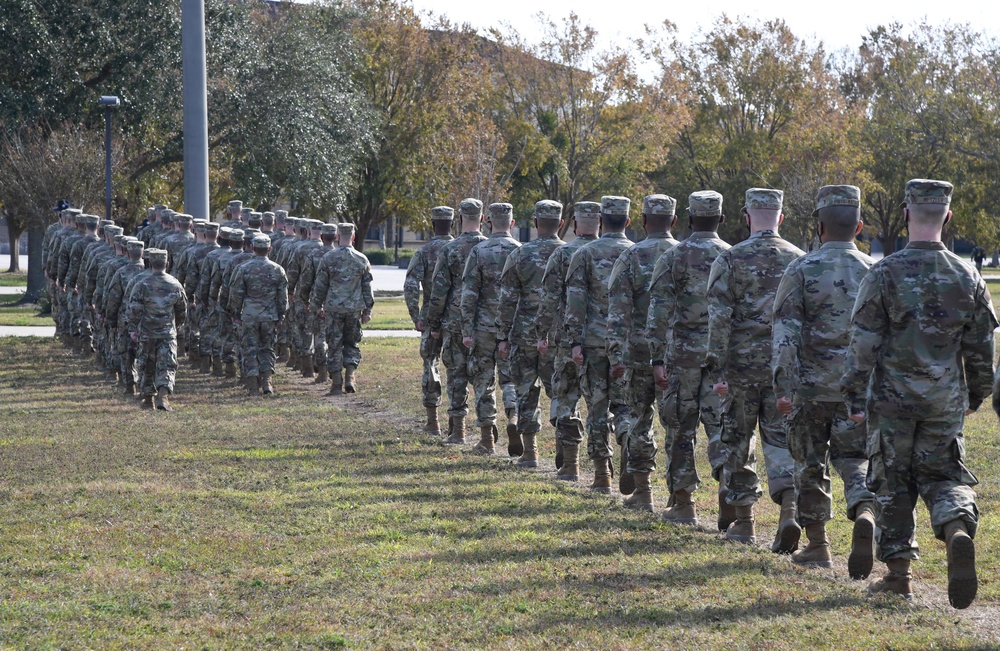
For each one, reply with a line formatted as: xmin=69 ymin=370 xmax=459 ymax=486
xmin=812 ymin=185 xmax=861 ymax=217
xmin=74 ymin=213 xmax=87 ymax=225
xmin=534 ymin=200 xmax=563 ymax=220
xmin=251 ymin=234 xmax=271 ymax=249
xmin=99 ymin=219 xmax=114 ymax=228
xmin=688 ymin=191 xmax=723 ymax=217
xmin=227 ymin=200 xmax=243 ymax=213
xmin=104 ymin=225 xmax=123 ymax=238
xmin=643 ymin=194 xmax=676 ymax=216
xmin=574 ymin=201 xmax=602 ymax=224
xmin=337 ymin=223 xmax=356 ymax=239
xmin=83 ymin=215 xmax=100 ymax=227
xmin=321 ymin=223 xmax=339 ymax=236
xmin=285 ymin=217 xmax=299 ymax=228
xmin=113 ymin=234 xmax=128 ymax=245
xmin=903 ymin=179 xmax=953 ymax=207
xmin=459 ymin=198 xmax=484 ymax=217
xmin=240 ymin=207 xmax=252 ymax=221
xmin=146 ymin=248 xmax=168 ymax=263
xmin=744 ymin=188 xmax=783 ymax=212
xmin=261 ymin=211 xmax=275 ymax=225
xmin=146 ymin=206 xmax=155 ymax=218
xmin=489 ymin=203 xmax=514 ymax=220
xmin=175 ymin=213 xmax=193 ymax=224
xmin=194 ymin=221 xmax=207 ymax=233
xmin=309 ymin=219 xmax=324 ymax=231
xmin=229 ymin=228 xmax=245 ymax=242
xmin=219 ymin=226 xmax=233 ymax=238
xmin=126 ymin=240 xmax=145 ymax=254
xmin=160 ymin=210 xmax=175 ymax=223
xmin=204 ymin=222 xmax=221 ymax=235
xmin=153 ymin=204 xmax=167 ymax=212
xmin=66 ymin=208 xmax=82 ymax=217
xmin=248 ymin=211 xmax=263 ymax=226
xmin=243 ymin=228 xmax=261 ymax=241
xmin=601 ymin=196 xmax=630 ymax=216
xmin=274 ymin=210 xmax=288 ymax=223
xmin=431 ymin=206 xmax=455 ymax=220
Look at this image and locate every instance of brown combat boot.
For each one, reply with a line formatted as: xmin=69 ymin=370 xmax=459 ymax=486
xmin=506 ymin=408 xmax=522 ymax=457
xmin=424 ymin=406 xmax=441 ymax=436
xmin=623 ymin=472 xmax=654 ymax=512
xmin=555 ymin=438 xmax=564 ymax=472
xmin=314 ymin=366 xmax=328 ymax=384
xmin=245 ymin=375 xmax=260 ymax=396
xmin=473 ymin=424 xmax=497 ymax=455
xmin=771 ymin=489 xmax=801 ymax=554
xmin=590 ymin=457 xmax=613 ymax=494
xmin=792 ymin=523 xmax=833 ymax=568
xmin=212 ymin=355 xmax=224 ymax=377
xmin=200 ymin=354 xmax=212 ymax=374
xmin=557 ymin=443 xmax=580 ymax=481
xmin=868 ymin=558 xmax=914 ymax=600
xmin=849 ymin=501 xmax=876 ymax=580
xmin=945 ymin=519 xmax=977 ymax=609
xmin=718 ymin=484 xmax=737 ymax=532
xmin=286 ymin=348 xmax=298 ymax=369
xmin=725 ymin=505 xmax=756 ymax=544
xmin=154 ymin=386 xmax=171 ymax=411
xmin=328 ymin=370 xmax=343 ymax=396
xmin=344 ymin=365 xmax=357 ymax=393
xmin=662 ymin=489 xmax=698 ymax=525
xmin=276 ymin=343 xmax=289 ymax=363
xmin=140 ymin=395 xmax=154 ymax=410
xmin=618 ymin=444 xmax=635 ymax=496
xmin=224 ymin=360 xmax=237 ymax=379
xmin=301 ymin=361 xmax=314 ymax=379
xmin=516 ymin=433 xmax=539 ymax=468
xmin=444 ymin=416 xmax=466 ymax=444
xmin=261 ymin=372 xmax=274 ymax=395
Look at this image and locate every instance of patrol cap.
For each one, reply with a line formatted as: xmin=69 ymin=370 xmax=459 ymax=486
xmin=337 ymin=223 xmax=356 ymax=239
xmin=297 ymin=218 xmax=311 ymax=231
xmin=274 ymin=210 xmax=288 ymax=223
xmin=489 ymin=203 xmax=514 ymax=220
xmin=262 ymin=211 xmax=275 ymax=225
xmin=227 ymin=200 xmax=243 ymax=213
xmin=219 ymin=226 xmax=233 ymax=238
xmin=104 ymin=225 xmax=123 ymax=238
xmin=194 ymin=221 xmax=207 ymax=233
xmin=285 ymin=217 xmax=299 ymax=228
xmin=240 ymin=207 xmax=252 ymax=220
xmin=153 ymin=204 xmax=167 ymax=213
xmin=321 ymin=223 xmax=339 ymax=236
xmin=66 ymin=208 xmax=82 ymax=218
xmin=813 ymin=185 xmax=861 ymax=217
xmin=431 ymin=206 xmax=454 ymax=220
xmin=643 ymin=194 xmax=676 ymax=216
xmin=99 ymin=219 xmax=114 ymax=228
xmin=175 ymin=213 xmax=193 ymax=224
xmin=248 ymin=211 xmax=263 ymax=226
xmin=243 ymin=228 xmax=260 ymax=241
xmin=688 ymin=191 xmax=723 ymax=217
xmin=126 ymin=240 xmax=145 ymax=254
xmin=534 ymin=200 xmax=563 ymax=220
xmin=83 ymin=215 xmax=100 ymax=227
xmin=229 ymin=228 xmax=245 ymax=242
xmin=574 ymin=201 xmax=602 ymax=225
xmin=903 ymin=179 xmax=953 ymax=207
xmin=744 ymin=188 xmax=783 ymax=212
xmin=459 ymin=198 xmax=483 ymax=217
xmin=74 ymin=213 xmax=87 ymax=225
xmin=146 ymin=248 xmax=168 ymax=263
xmin=204 ymin=222 xmax=221 ymax=235
xmin=601 ymin=196 xmax=630 ymax=216
xmin=160 ymin=210 xmax=175 ymax=223
xmin=309 ymin=219 xmax=324 ymax=231
xmin=251 ymin=234 xmax=272 ymax=249
xmin=146 ymin=207 xmax=155 ymax=218
xmin=113 ymin=234 xmax=128 ymax=245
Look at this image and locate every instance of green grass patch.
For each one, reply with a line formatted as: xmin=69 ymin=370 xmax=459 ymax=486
xmin=0 ymin=335 xmax=997 ymax=648
xmin=368 ymin=296 xmax=414 ymax=331
xmin=0 ymin=293 xmax=50 ymax=326
xmin=0 ymin=271 xmax=27 ymax=286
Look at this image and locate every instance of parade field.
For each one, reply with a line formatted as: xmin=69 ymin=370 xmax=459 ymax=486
xmin=1 ymin=336 xmax=999 ymax=649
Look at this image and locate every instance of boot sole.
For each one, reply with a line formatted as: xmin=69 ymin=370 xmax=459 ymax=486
xmin=948 ymin=533 xmax=977 ymax=609
xmin=506 ymin=421 xmax=523 ymax=457
xmin=556 ymin=474 xmax=579 ymax=482
xmin=663 ymin=516 xmax=698 ymax=525
xmin=849 ymin=517 xmax=875 ymax=580
xmin=516 ymin=460 xmax=539 ymax=468
xmin=726 ymin=534 xmax=757 ymax=544
xmin=792 ymin=555 xmax=834 ymax=568
xmin=590 ymin=487 xmax=613 ymax=495
xmin=472 ymin=447 xmax=495 ymax=455
xmin=625 ymin=502 xmax=654 ymax=513
xmin=345 ymin=386 xmax=356 ymax=394
xmin=772 ymin=522 xmax=801 ymax=554
xmin=717 ymin=516 xmax=737 ymax=532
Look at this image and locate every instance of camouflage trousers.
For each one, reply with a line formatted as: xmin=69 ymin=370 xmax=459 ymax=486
xmin=79 ymin=304 xmax=95 ymax=349
xmin=239 ymin=318 xmax=278 ymax=378
xmin=277 ymin=316 xmax=288 ymax=349
xmin=220 ymin=309 xmax=238 ymax=363
xmin=56 ymin=288 xmax=72 ymax=334
xmin=324 ymin=312 xmax=363 ymax=373
xmin=508 ymin=339 xmax=554 ymax=436
xmin=186 ymin=303 xmax=201 ymax=356
xmin=440 ymin=330 xmax=470 ymax=418
xmin=115 ymin=319 xmax=136 ymax=384
xmin=293 ymin=302 xmax=312 ymax=358
xmin=137 ymin=336 xmax=178 ymax=397
xmin=620 ymin=364 xmax=655 ymax=455
xmin=286 ymin=300 xmax=301 ymax=358
xmin=199 ymin=303 xmax=221 ymax=358
xmin=68 ymin=291 xmax=83 ymax=336
xmin=579 ymin=346 xmax=630 ymax=461
xmin=551 ymin=343 xmax=584 ymax=439
xmin=419 ymin=329 xmax=444 ymax=408
xmin=50 ymin=279 xmax=63 ymax=333
xmin=867 ymin=411 xmax=979 ymax=562
xmin=468 ymin=330 xmax=503 ymax=427
xmin=787 ymin=400 xmax=873 ymax=526
xmin=311 ymin=312 xmax=328 ymax=371
xmin=722 ymin=384 xmax=795 ymax=506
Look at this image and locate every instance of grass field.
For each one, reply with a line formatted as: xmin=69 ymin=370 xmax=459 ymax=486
xmin=367 ymin=297 xmax=413 ymax=331
xmin=0 ymin=271 xmax=27 ymax=286
xmin=1 ymin=335 xmax=1000 ymax=649
xmin=0 ymin=293 xmax=50 ymax=327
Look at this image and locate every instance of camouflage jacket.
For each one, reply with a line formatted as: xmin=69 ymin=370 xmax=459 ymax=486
xmin=535 ymin=234 xmax=597 ymax=346
xmin=564 ymin=233 xmax=634 ymax=348
xmin=219 ymin=251 xmax=255 ymax=313
xmin=404 ymin=235 xmax=454 ymax=325
xmin=704 ymin=230 xmax=804 ymax=386
xmin=66 ymin=234 xmax=100 ymax=291
xmin=426 ymin=230 xmax=487 ymax=334
xmin=195 ymin=246 xmax=230 ymax=305
xmin=41 ymin=221 xmax=62 ymax=273
xmin=228 ymin=255 xmax=288 ymax=321
xmin=277 ymin=236 xmax=307 ymax=270
xmin=125 ymin=270 xmax=187 ymax=338
xmin=772 ymin=241 xmax=874 ymax=403
xmin=310 ymin=246 xmax=375 ymax=315
xmin=95 ymin=255 xmax=130 ymax=315
xmin=496 ymin=234 xmax=564 ymax=343
xmin=295 ymin=243 xmax=334 ymax=304
xmin=606 ymin=231 xmax=678 ymax=367
xmin=165 ymin=231 xmax=196 ymax=269
xmin=178 ymin=242 xmax=217 ymax=295
xmin=139 ymin=222 xmax=162 ymax=246
xmin=208 ymin=248 xmax=242 ymax=305
xmin=82 ymin=244 xmax=115 ymax=305
xmin=460 ymin=232 xmax=521 ymax=340
xmin=56 ymin=230 xmax=86 ymax=286
xmin=646 ymin=231 xmax=730 ymax=368
xmin=45 ymin=226 xmax=74 ymax=279
xmin=268 ymin=231 xmax=289 ymax=262
xmin=287 ymin=240 xmax=320 ymax=297
xmin=105 ymin=260 xmax=146 ymax=325
xmin=841 ymin=241 xmax=997 ymax=417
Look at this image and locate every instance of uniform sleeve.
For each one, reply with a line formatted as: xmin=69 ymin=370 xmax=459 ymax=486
xmin=125 ymin=281 xmax=145 ymax=332
xmin=704 ymin=253 xmax=735 ymax=378
xmin=228 ymin=266 xmax=246 ymax=316
xmin=964 ymin=278 xmax=998 ymax=411
xmin=459 ymin=251 xmax=482 ymax=341
xmin=106 ymin=272 xmax=124 ymax=324
xmin=605 ymin=250 xmax=632 ymax=367
xmin=563 ymin=249 xmax=589 ymax=346
xmin=841 ymin=270 xmax=888 ymax=415
xmin=425 ymin=254 xmax=450 ymax=331
xmin=362 ymin=260 xmax=374 ymax=313
xmin=310 ymin=258 xmax=330 ymax=313
xmin=645 ymin=253 xmax=673 ymax=366
xmin=174 ymin=285 xmax=188 ymax=328
xmin=535 ymin=250 xmax=564 ymax=344
xmin=771 ymin=264 xmax=804 ymax=400
xmin=403 ymin=250 xmax=424 ymax=324
xmin=277 ymin=268 xmax=289 ymax=318
xmin=209 ymin=261 xmax=223 ymax=302
xmin=495 ymin=253 xmax=519 ymax=340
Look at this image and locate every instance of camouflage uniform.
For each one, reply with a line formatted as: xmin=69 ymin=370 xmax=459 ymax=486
xmin=295 ymin=224 xmax=337 ymax=377
xmin=607 ymin=197 xmax=679 ymax=470
xmin=705 ymin=210 xmax=804 ymax=507
xmin=125 ymin=250 xmax=187 ymax=398
xmin=194 ymin=229 xmax=232 ymax=363
xmin=404 ymin=215 xmax=454 ymax=408
xmin=106 ymin=243 xmax=147 ymax=389
xmin=426 ymin=204 xmax=487 ymax=419
xmin=460 ymin=208 xmax=521 ymax=429
xmin=842 ymin=183 xmax=996 ymax=561
xmin=644 ymin=225 xmax=730 ymax=490
xmin=65 ymin=218 xmax=101 ymax=340
xmin=497 ymin=202 xmax=564 ymax=438
xmin=286 ymin=222 xmax=322 ymax=369
xmin=228 ymin=238 xmax=289 ymax=380
xmin=208 ymin=230 xmax=245 ymax=365
xmin=564 ymin=202 xmax=635 ymax=462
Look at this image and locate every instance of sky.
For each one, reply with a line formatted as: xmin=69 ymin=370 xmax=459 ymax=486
xmin=406 ymin=0 xmax=998 ymax=54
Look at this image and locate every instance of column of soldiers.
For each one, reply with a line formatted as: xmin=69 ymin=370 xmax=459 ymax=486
xmin=405 ymin=181 xmax=994 ymax=610
xmin=44 ymin=202 xmax=375 ymax=405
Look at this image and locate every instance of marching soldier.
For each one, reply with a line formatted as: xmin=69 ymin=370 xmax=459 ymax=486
xmin=295 ymin=223 xmax=338 ymax=385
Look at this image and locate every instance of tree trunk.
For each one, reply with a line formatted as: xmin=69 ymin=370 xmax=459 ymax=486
xmin=5 ymin=219 xmax=22 ymax=272
xmin=23 ymin=224 xmax=45 ymax=303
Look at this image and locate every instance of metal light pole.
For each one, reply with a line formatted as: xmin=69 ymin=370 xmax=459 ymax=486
xmin=98 ymin=95 xmax=120 ymax=221
xmin=181 ymin=0 xmax=210 ymax=221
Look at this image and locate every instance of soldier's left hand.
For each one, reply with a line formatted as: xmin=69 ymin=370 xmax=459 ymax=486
xmin=416 ymin=319 xmax=425 ymax=332
xmin=362 ymin=312 xmax=371 ymax=324
xmin=463 ymin=336 xmax=474 ymax=349
xmin=129 ymin=332 xmax=137 ymax=342
xmin=776 ymin=396 xmax=792 ymax=417
xmin=498 ymin=341 xmax=510 ymax=359
xmin=713 ymin=381 xmax=729 ymax=397
xmin=572 ymin=345 xmax=584 ymax=366
xmin=536 ymin=339 xmax=548 ymax=355
xmin=611 ymin=363 xmax=626 ymax=378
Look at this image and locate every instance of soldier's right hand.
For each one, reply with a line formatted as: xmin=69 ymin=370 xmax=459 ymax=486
xmin=572 ymin=345 xmax=584 ymax=366
xmin=653 ymin=365 xmax=669 ymax=390
xmin=430 ymin=330 xmax=441 ymax=340
xmin=776 ymin=396 xmax=792 ymax=417
xmin=713 ymin=381 xmax=729 ymax=397
xmin=463 ymin=336 xmax=474 ymax=349
xmin=416 ymin=319 xmax=425 ymax=332
xmin=536 ymin=339 xmax=548 ymax=355
xmin=849 ymin=410 xmax=866 ymax=423
xmin=498 ymin=341 xmax=510 ymax=359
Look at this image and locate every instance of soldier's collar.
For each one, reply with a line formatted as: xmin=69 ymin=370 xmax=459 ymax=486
xmin=906 ymin=241 xmax=947 ymax=251
xmin=601 ymin=232 xmax=628 ymax=239
xmin=820 ymin=241 xmax=858 ymax=250
xmin=749 ymin=230 xmax=778 ymax=239
xmin=687 ymin=231 xmax=718 ymax=239
xmin=645 ymin=231 xmax=673 ymax=239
